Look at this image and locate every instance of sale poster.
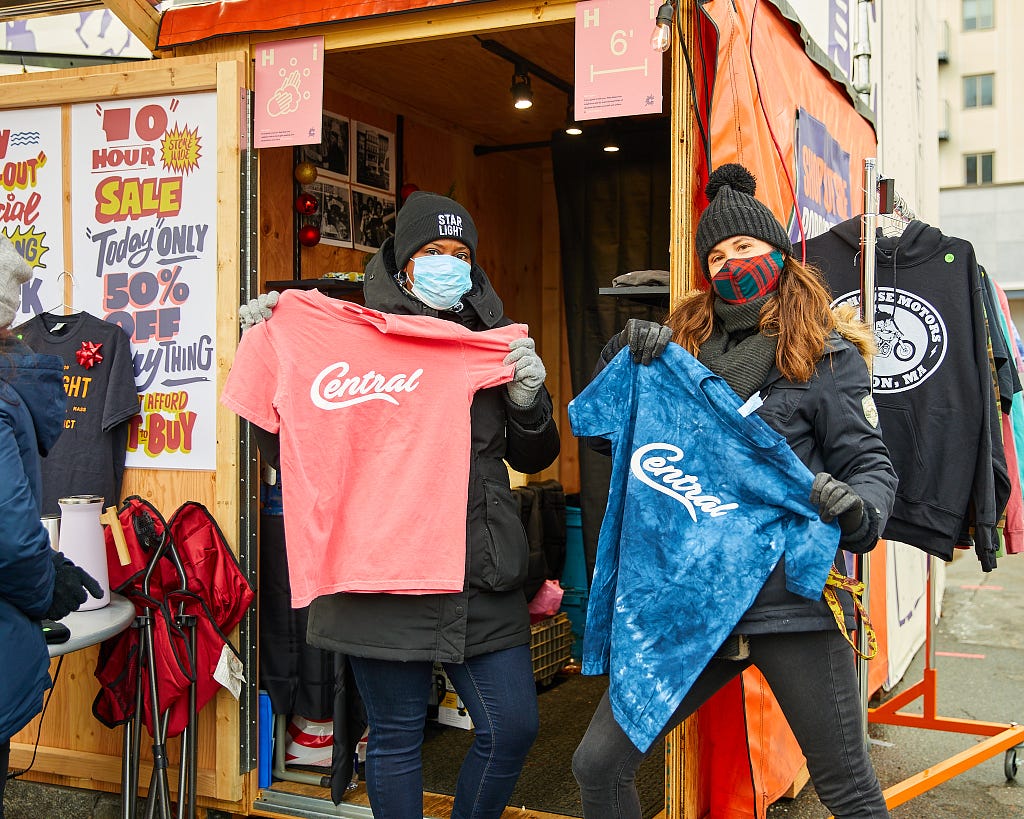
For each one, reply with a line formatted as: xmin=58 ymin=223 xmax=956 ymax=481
xmin=0 ymin=107 xmax=65 ymax=324
xmin=70 ymin=93 xmax=218 ymax=470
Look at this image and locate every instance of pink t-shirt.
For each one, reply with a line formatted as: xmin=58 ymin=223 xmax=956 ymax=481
xmin=220 ymin=289 xmax=524 ymax=606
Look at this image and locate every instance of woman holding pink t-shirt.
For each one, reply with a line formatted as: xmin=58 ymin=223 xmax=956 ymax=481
xmin=241 ymin=192 xmax=560 ymax=818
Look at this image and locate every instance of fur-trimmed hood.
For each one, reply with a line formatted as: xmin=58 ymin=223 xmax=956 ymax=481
xmin=831 ymin=304 xmax=877 ymax=369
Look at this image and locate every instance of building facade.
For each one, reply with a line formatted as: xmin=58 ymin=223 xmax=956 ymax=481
xmin=938 ymin=0 xmax=1024 ymax=323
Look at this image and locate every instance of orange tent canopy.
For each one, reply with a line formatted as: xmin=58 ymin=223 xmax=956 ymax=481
xmin=158 ymin=0 xmax=481 ymax=48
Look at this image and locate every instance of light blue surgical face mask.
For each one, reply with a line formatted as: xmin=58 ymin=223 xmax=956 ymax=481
xmin=408 ymin=254 xmax=472 ymax=310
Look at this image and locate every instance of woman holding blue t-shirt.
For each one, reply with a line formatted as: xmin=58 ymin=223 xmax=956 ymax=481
xmin=572 ymin=164 xmax=898 ymax=819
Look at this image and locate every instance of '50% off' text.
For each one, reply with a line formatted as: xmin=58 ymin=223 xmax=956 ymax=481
xmin=103 ymin=265 xmax=189 ymax=342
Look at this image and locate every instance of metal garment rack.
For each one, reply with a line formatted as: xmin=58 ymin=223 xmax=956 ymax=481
xmin=851 ymin=158 xmax=1024 ymax=814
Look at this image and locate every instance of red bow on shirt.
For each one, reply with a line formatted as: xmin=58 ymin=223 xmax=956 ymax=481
xmin=76 ymin=340 xmax=104 ymax=369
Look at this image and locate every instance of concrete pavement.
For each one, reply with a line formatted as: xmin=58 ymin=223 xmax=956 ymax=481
xmin=6 ymin=550 xmax=1022 ymax=818
xmin=768 ymin=549 xmax=1024 ymax=818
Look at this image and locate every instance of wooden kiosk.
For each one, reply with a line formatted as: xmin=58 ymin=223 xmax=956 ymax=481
xmin=0 ymin=0 xmax=882 ymax=816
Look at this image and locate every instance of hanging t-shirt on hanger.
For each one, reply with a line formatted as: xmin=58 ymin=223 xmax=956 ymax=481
xmin=220 ymin=289 xmax=523 ymax=607
xmin=18 ymin=310 xmax=140 ymax=515
xmin=568 ymin=344 xmax=839 ymax=752
xmin=805 ymin=217 xmax=1007 ymax=570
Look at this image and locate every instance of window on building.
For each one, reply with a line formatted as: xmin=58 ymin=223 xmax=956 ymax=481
xmin=964 ymin=153 xmax=994 ymax=185
xmin=963 ymin=0 xmax=994 ymax=30
xmin=963 ymin=74 xmax=994 ymax=108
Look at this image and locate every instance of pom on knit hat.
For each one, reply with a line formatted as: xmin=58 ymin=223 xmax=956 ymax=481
xmin=393 ymin=191 xmax=479 ymax=272
xmin=0 ymin=233 xmax=31 ymax=329
xmin=694 ymin=163 xmax=793 ymax=278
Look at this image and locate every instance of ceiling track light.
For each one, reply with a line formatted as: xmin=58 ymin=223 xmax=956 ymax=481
xmin=510 ymin=66 xmax=534 ymax=110
xmin=602 ymin=128 xmax=620 ymax=152
xmin=564 ymin=102 xmax=582 ymax=135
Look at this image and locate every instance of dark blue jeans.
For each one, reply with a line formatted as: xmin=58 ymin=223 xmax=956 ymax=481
xmin=572 ymin=629 xmax=890 ymax=819
xmin=0 ymin=738 xmax=9 ymax=819
xmin=348 ymin=643 xmax=538 ymax=819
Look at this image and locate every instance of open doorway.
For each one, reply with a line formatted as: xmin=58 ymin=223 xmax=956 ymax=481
xmin=255 ymin=22 xmax=672 ymax=818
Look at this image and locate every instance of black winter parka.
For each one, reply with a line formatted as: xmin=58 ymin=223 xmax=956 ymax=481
xmin=264 ymin=239 xmax=560 ymax=662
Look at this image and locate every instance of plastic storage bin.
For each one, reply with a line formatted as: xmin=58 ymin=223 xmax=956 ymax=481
xmin=561 ymin=505 xmax=587 ymax=591
xmin=560 ymin=587 xmax=588 ymax=661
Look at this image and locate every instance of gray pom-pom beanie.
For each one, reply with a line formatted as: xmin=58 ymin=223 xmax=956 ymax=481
xmin=694 ymin=163 xmax=793 ymax=278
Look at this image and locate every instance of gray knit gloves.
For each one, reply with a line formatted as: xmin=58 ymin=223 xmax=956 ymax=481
xmin=620 ymin=318 xmax=672 ymax=366
xmin=504 ymin=337 xmax=546 ymax=407
xmin=239 ymin=291 xmax=279 ymax=333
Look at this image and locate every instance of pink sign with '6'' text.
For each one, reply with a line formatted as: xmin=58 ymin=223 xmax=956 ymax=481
xmin=574 ymin=0 xmax=664 ymax=121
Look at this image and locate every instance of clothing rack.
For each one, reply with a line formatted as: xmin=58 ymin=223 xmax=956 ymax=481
xmin=854 ymin=157 xmax=1024 ymax=814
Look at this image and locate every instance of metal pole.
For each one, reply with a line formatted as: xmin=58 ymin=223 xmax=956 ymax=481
xmin=857 ymin=157 xmax=879 ymax=745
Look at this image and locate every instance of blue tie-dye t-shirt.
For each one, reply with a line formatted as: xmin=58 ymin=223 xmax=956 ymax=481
xmin=568 ymin=344 xmax=839 ymax=752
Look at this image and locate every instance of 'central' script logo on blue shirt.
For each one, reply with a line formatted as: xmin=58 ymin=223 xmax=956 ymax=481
xmin=630 ymin=443 xmax=738 ymax=522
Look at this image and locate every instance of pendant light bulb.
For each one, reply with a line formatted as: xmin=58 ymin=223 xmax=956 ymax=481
xmin=651 ymin=0 xmax=674 ymax=53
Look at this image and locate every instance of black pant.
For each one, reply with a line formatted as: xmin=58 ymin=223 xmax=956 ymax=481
xmin=0 ymin=739 xmax=10 ymax=819
xmin=572 ymin=629 xmax=889 ymax=818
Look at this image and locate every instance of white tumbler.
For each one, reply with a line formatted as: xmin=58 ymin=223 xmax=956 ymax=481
xmin=56 ymin=495 xmax=111 ymax=611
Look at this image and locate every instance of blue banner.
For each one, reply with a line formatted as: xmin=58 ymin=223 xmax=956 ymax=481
xmin=828 ymin=0 xmax=852 ymax=78
xmin=790 ymin=107 xmax=852 ymax=244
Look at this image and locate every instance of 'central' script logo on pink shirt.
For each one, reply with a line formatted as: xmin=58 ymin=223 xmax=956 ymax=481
xmin=310 ymin=361 xmax=424 ymax=409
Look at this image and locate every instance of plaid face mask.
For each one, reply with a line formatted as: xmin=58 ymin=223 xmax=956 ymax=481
xmin=711 ymin=250 xmax=785 ymax=303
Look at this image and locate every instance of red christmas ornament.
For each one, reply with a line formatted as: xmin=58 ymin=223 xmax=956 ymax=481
xmin=295 ymin=192 xmax=319 ymax=215
xmin=76 ymin=340 xmax=104 ymax=369
xmin=400 ymin=182 xmax=420 ymax=203
xmin=294 ymin=162 xmax=318 ymax=185
xmin=298 ymin=223 xmax=321 ymax=247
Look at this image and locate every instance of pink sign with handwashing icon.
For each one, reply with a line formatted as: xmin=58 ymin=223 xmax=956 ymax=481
xmin=254 ymin=36 xmax=325 ymax=149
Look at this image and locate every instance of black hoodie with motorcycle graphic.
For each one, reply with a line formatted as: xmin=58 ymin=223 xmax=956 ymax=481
xmin=805 ymin=217 xmax=1008 ymax=571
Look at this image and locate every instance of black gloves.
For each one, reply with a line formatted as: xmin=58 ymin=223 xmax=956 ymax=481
xmin=46 ymin=553 xmax=104 ymax=621
xmin=811 ymin=472 xmax=865 ymax=534
xmin=619 ymin=319 xmax=673 ymax=366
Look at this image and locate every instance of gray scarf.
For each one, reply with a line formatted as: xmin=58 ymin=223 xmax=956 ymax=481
xmin=696 ymin=295 xmax=778 ymax=400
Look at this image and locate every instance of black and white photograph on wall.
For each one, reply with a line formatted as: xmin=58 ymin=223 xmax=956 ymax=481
xmin=307 ymin=180 xmax=353 ymax=247
xmin=352 ymin=187 xmax=396 ymax=253
xmin=298 ymin=111 xmax=350 ymax=180
xmin=352 ymin=120 xmax=395 ymax=192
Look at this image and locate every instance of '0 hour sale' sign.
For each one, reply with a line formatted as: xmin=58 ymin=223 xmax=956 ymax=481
xmin=71 ymin=94 xmax=218 ymax=470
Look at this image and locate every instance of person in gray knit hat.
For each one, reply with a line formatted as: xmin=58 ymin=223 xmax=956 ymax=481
xmin=694 ymin=162 xmax=793 ymax=277
xmin=575 ymin=163 xmax=897 ymax=819
xmin=237 ymin=192 xmax=559 ymax=818
xmin=0 ymin=233 xmax=32 ymax=329
xmin=0 ymin=234 xmax=102 ymax=817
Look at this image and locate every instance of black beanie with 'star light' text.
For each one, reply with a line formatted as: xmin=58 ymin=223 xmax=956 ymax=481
xmin=393 ymin=191 xmax=479 ymax=271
